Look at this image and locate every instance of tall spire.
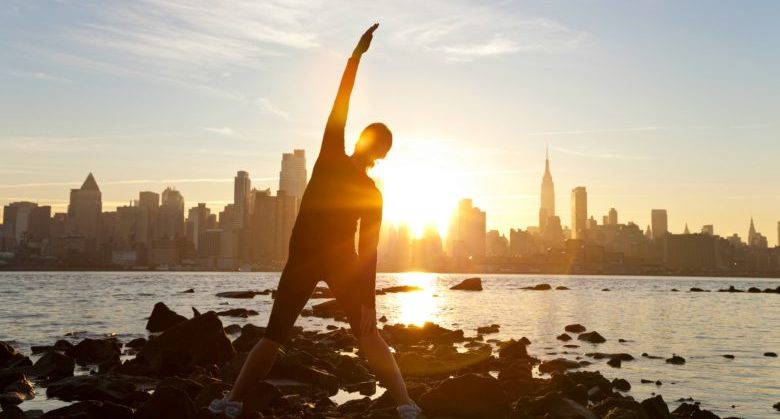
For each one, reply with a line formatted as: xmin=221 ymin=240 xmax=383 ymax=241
xmin=749 ymin=217 xmax=756 ymax=237
xmin=544 ymin=145 xmax=551 ymax=176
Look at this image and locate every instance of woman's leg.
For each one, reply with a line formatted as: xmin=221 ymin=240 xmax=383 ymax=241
xmin=229 ymin=259 xmax=318 ymax=402
xmin=359 ymin=328 xmax=413 ymax=406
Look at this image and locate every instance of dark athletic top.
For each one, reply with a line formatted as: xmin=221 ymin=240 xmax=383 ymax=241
xmin=288 ymin=56 xmax=381 ymax=307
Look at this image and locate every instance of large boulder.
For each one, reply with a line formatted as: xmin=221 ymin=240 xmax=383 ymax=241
xmin=578 ymin=331 xmax=607 ymax=344
xmin=46 ymin=375 xmax=151 ymax=405
xmin=565 ymin=324 xmax=587 ymax=334
xmin=145 ymin=302 xmax=187 ymax=332
xmin=232 ymin=324 xmax=266 ymax=352
xmin=65 ymin=338 xmax=121 ymax=365
xmin=139 ymin=311 xmax=235 ymax=377
xmin=40 ymin=400 xmax=134 ymax=419
xmin=498 ymin=338 xmax=531 ymax=360
xmin=31 ymin=351 xmax=75 ymax=381
xmin=641 ymin=395 xmax=672 ymax=418
xmin=0 ymin=372 xmax=34 ymax=407
xmin=418 ymin=373 xmax=510 ymax=418
xmin=538 ymin=358 xmax=581 ymax=374
xmin=450 ymin=277 xmax=483 ymax=291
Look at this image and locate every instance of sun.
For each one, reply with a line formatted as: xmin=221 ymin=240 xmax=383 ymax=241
xmin=370 ymin=137 xmax=463 ymax=238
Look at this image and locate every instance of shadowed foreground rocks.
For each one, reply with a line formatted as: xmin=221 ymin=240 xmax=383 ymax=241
xmin=0 ymin=302 xmax=741 ymax=419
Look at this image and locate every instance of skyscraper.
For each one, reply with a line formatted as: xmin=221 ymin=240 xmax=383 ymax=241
xmin=279 ymin=149 xmax=307 ymax=205
xmin=67 ymin=173 xmax=102 ymax=254
xmin=570 ymin=187 xmax=587 ymax=240
xmin=651 ymin=209 xmax=668 ymax=240
xmin=539 ymin=149 xmax=555 ymax=231
xmin=158 ymin=187 xmax=184 ymax=239
xmin=186 ymin=203 xmax=211 ymax=249
xmin=447 ymin=198 xmax=486 ymax=262
xmin=234 ymin=171 xmax=251 ymax=228
xmin=138 ymin=191 xmax=159 ymax=243
xmin=274 ymin=190 xmax=297 ymax=263
xmin=608 ymin=208 xmax=618 ymax=225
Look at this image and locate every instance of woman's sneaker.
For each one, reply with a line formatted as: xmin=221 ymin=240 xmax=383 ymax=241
xmin=208 ymin=391 xmax=244 ymax=418
xmin=397 ymin=401 xmax=426 ymax=419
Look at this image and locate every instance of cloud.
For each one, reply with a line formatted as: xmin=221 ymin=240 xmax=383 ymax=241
xmin=553 ymin=146 xmax=651 ymax=160
xmin=525 ymin=126 xmax=664 ymax=136
xmin=1 ymin=69 xmax=73 ymax=83
xmin=203 ymin=127 xmax=238 ymax=137
xmin=256 ymin=97 xmax=290 ymax=120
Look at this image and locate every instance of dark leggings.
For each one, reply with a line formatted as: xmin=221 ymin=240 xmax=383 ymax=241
xmin=264 ymin=252 xmax=368 ymax=344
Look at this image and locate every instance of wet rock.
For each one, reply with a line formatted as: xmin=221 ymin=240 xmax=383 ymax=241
xmin=671 ymin=288 xmax=679 ymax=292
xmin=0 ymin=372 xmax=34 ymax=407
xmin=578 ymin=331 xmax=606 ymax=344
xmin=46 ymin=375 xmax=151 ymax=405
xmin=523 ymin=283 xmax=552 ymax=290
xmin=418 ymin=373 xmax=510 ymax=418
xmin=31 ymin=351 xmax=74 ymax=381
xmin=139 ymin=311 xmax=235 ymax=377
xmin=182 ymin=288 xmax=194 ymax=293
xmin=223 ymin=324 xmax=242 ymax=335
xmin=40 ymin=400 xmax=134 ymax=419
xmin=497 ymin=361 xmax=532 ymax=381
xmin=382 ymin=323 xmax=465 ymax=346
xmin=607 ymin=358 xmax=622 ymax=368
xmin=64 ymin=338 xmax=120 ymax=365
xmin=193 ymin=381 xmax=231 ymax=408
xmin=381 ymin=285 xmax=423 ymax=293
xmin=666 ymin=355 xmax=686 ymax=365
xmin=215 ymin=308 xmax=258 ymax=318
xmin=268 ymin=353 xmax=339 ymax=396
xmin=640 ymin=395 xmax=672 ymax=419
xmin=156 ymin=377 xmax=204 ymax=400
xmin=612 ymin=378 xmax=631 ymax=391
xmin=565 ymin=324 xmax=587 ymax=334
xmin=0 ymin=342 xmax=31 ymax=369
xmin=672 ymin=402 xmax=720 ymax=418
xmin=311 ymin=299 xmax=346 ymax=320
xmin=773 ymin=402 xmax=780 ymax=411
xmin=0 ymin=405 xmax=23 ymax=419
xmin=145 ymin=302 xmax=188 ymax=333
xmin=556 ymin=285 xmax=570 ymax=290
xmin=498 ymin=339 xmax=531 ymax=360
xmin=378 ymin=315 xmax=388 ymax=323
xmin=723 ymin=354 xmax=735 ymax=359
xmin=135 ymin=386 xmax=197 ymax=419
xmin=517 ymin=392 xmax=596 ymax=419
xmin=477 ymin=324 xmax=500 ymax=334
xmin=642 ymin=352 xmax=663 ymax=359
xmin=689 ymin=287 xmax=708 ymax=292
xmin=557 ymin=333 xmax=572 ymax=341
xmin=718 ymin=285 xmax=743 ymax=293
xmin=586 ymin=352 xmax=634 ymax=361
xmin=450 ymin=277 xmax=483 ymax=291
xmin=310 ymin=286 xmax=334 ymax=299
xmin=591 ymin=397 xmax=643 ymax=418
xmin=215 ymin=290 xmax=263 ymax=299
xmin=539 ymin=358 xmax=581 ymax=374
xmin=32 ymin=340 xmax=73 ymax=355
xmin=764 ymin=352 xmax=778 ymax=357
xmin=748 ymin=287 xmax=761 ymax=293
xmin=191 ymin=307 xmax=200 ymax=317
xmin=602 ymin=288 xmax=611 ymax=292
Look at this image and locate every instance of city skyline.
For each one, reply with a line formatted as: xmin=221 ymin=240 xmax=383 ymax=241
xmin=2 ymin=1 xmax=780 ymax=245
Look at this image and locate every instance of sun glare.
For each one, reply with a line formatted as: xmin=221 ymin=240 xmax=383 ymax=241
xmin=371 ymin=138 xmax=463 ymax=238
xmin=392 ymin=272 xmax=439 ymax=326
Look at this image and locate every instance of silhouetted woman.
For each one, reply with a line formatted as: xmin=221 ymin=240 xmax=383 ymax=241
xmin=209 ymin=24 xmax=425 ymax=419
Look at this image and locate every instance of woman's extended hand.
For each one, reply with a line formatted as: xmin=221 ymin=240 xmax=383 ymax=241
xmin=353 ymin=23 xmax=379 ymax=58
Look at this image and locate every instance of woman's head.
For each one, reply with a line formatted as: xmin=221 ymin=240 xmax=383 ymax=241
xmin=353 ymin=122 xmax=392 ymax=168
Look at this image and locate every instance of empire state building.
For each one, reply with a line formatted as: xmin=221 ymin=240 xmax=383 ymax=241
xmin=539 ymin=150 xmax=555 ymax=231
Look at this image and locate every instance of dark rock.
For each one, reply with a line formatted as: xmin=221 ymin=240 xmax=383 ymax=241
xmin=191 ymin=307 xmax=200 ymax=317
xmin=311 ymin=286 xmax=334 ymax=299
xmin=773 ymin=402 xmax=780 ymax=411
xmin=586 ymin=352 xmax=634 ymax=361
xmin=182 ymin=288 xmax=194 ymax=293
xmin=145 ymin=302 xmax=188 ymax=332
xmin=523 ymin=283 xmax=552 ymax=291
xmin=311 ymin=299 xmax=346 ymax=320
xmin=557 ymin=333 xmax=572 ymax=341
xmin=381 ymin=285 xmax=423 ymax=293
xmin=378 ymin=315 xmax=388 ymax=322
xmin=0 ymin=342 xmax=31 ymax=369
xmin=418 ymin=373 xmax=510 ymax=418
xmin=666 ymin=355 xmax=686 ymax=365
xmin=135 ymin=386 xmax=196 ymax=419
xmin=640 ymin=395 xmax=671 ymax=419
xmin=193 ymin=381 xmax=231 ymax=408
xmin=719 ymin=285 xmax=743 ymax=293
xmin=156 ymin=377 xmax=204 ymax=400
xmin=591 ymin=397 xmax=643 ymax=418
xmin=764 ymin=352 xmax=778 ymax=357
xmin=498 ymin=339 xmax=531 ymax=360
xmin=748 ymin=287 xmax=761 ymax=293
xmin=46 ymin=375 xmax=151 ymax=405
xmin=518 ymin=392 xmax=597 ymax=419
xmin=450 ymin=277 xmax=483 ymax=291
xmin=671 ymin=288 xmax=679 ymax=292
xmin=477 ymin=324 xmax=500 ymax=334
xmin=382 ymin=323 xmax=465 ymax=346
xmin=64 ymin=338 xmax=120 ymax=365
xmin=672 ymin=402 xmax=720 ymax=418
xmin=539 ymin=358 xmax=581 ymax=374
xmin=139 ymin=311 xmax=235 ymax=377
xmin=612 ymin=378 xmax=631 ymax=391
xmin=215 ymin=290 xmax=262 ymax=299
xmin=215 ymin=308 xmax=258 ymax=318
xmin=268 ymin=353 xmax=339 ymax=396
xmin=31 ymin=351 xmax=75 ymax=380
xmin=602 ymin=288 xmax=611 ymax=292
xmin=723 ymin=354 xmax=735 ymax=359
xmin=641 ymin=379 xmax=653 ymax=383
xmin=125 ymin=337 xmax=147 ymax=349
xmin=642 ymin=352 xmax=663 ymax=359
xmin=0 ymin=372 xmax=34 ymax=407
xmin=40 ymin=400 xmax=134 ymax=419
xmin=232 ymin=324 xmax=266 ymax=352
xmin=223 ymin=324 xmax=242 ymax=335
xmin=578 ymin=331 xmax=606 ymax=344
xmin=556 ymin=285 xmax=570 ymax=290
xmin=565 ymin=324 xmax=587 ymax=334
xmin=497 ymin=362 xmax=532 ymax=381
xmin=0 ymin=405 xmax=23 ymax=419
xmin=607 ymin=358 xmax=622 ymax=368
xmin=689 ymin=287 xmax=707 ymax=292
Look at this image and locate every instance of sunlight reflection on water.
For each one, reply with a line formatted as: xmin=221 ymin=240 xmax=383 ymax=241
xmin=393 ymin=272 xmax=440 ymax=326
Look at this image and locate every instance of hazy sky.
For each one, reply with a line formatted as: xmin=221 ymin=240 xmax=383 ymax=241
xmin=1 ymin=0 xmax=779 ymax=244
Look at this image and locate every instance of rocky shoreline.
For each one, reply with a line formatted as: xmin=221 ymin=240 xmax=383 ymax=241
xmin=1 ymin=278 xmax=778 ymax=419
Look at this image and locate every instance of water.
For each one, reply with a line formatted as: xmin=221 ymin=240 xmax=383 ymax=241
xmin=0 ymin=272 xmax=778 ymax=418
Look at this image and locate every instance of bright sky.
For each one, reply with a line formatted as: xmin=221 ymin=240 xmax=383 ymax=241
xmin=1 ymin=1 xmax=779 ymax=244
